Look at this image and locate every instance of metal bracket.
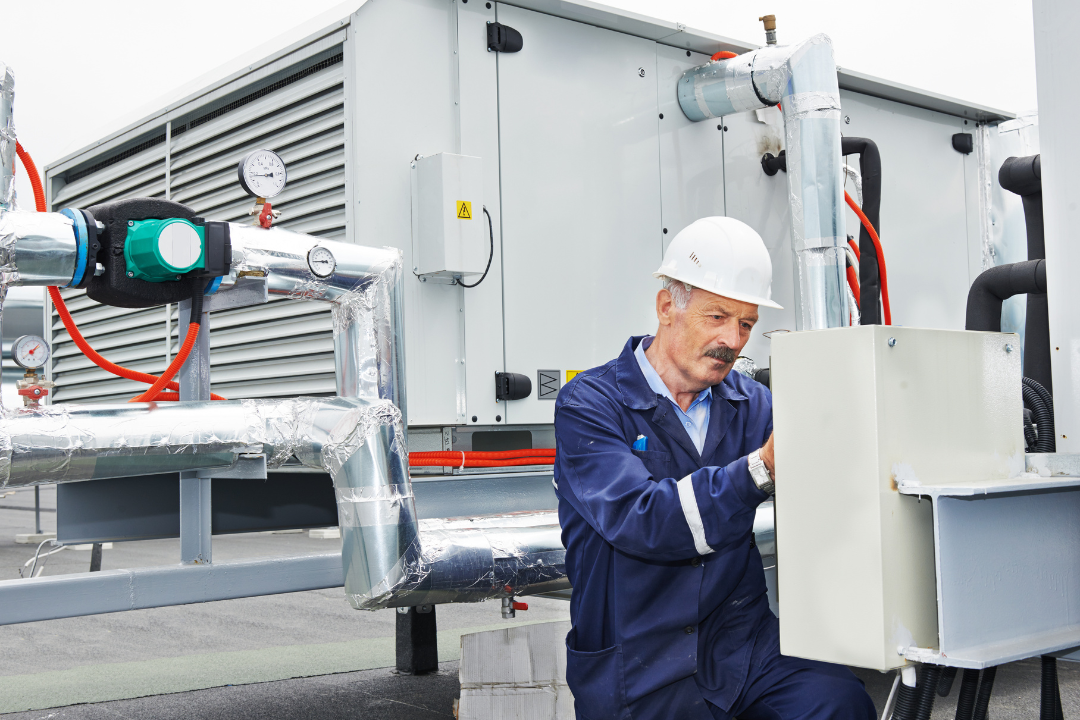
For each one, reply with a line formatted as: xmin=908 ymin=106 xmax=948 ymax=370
xmin=205 ymin=275 xmax=269 ymax=312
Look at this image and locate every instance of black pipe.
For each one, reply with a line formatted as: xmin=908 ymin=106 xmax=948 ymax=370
xmin=894 ymin=675 xmax=920 ymax=720
xmin=938 ymin=666 xmax=959 ymax=697
xmin=841 ymin=138 xmax=883 ymax=325
xmin=1041 ymin=656 xmax=1063 ymax=720
xmin=915 ymin=665 xmax=942 ymax=720
xmin=972 ymin=666 xmax=997 ymax=720
xmin=965 ymin=260 xmax=1046 ymax=331
xmin=999 ymin=154 xmax=1052 ymax=394
xmin=1023 ymin=383 xmax=1056 ymax=453
xmin=955 ymin=669 xmax=981 ymax=720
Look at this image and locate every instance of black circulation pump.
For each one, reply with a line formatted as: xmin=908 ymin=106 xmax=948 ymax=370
xmin=495 ymin=372 xmax=532 ymax=401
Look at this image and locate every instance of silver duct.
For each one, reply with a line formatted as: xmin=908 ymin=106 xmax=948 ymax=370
xmin=678 ymin=35 xmax=848 ymax=330
xmin=0 ymin=63 xmax=14 ymax=211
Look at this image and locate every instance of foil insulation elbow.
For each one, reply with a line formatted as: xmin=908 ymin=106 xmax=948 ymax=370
xmin=346 ymin=511 xmax=569 ymax=611
xmin=678 ymin=35 xmax=847 ymax=329
xmin=0 ymin=64 xmax=14 ymax=212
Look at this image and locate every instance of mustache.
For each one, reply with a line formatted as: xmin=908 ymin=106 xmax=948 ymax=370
xmin=704 ymin=345 xmax=738 ymax=364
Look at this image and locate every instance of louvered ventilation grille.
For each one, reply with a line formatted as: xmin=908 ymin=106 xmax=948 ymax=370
xmin=49 ymin=49 xmax=345 ymax=403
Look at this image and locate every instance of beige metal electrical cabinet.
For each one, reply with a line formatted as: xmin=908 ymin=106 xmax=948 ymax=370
xmin=771 ymin=326 xmax=1025 ymax=671
xmin=411 ymin=152 xmax=486 ymax=279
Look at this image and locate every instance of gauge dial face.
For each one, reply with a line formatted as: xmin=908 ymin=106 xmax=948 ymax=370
xmin=237 ymin=149 xmax=288 ymax=198
xmin=13 ymin=335 xmax=49 ymax=369
xmin=307 ymin=246 xmax=337 ymax=278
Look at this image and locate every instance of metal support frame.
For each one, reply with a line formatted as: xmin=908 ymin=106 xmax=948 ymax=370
xmin=395 ymin=605 xmax=439 ymax=675
xmin=178 ymin=296 xmax=212 ymax=565
xmin=899 ymin=454 xmax=1080 ymax=668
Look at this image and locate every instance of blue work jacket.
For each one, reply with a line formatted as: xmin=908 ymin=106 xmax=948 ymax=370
xmin=554 ymin=336 xmax=774 ymax=720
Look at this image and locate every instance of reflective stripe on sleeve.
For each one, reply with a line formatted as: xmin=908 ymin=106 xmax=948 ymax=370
xmin=676 ymin=475 xmax=715 ymax=556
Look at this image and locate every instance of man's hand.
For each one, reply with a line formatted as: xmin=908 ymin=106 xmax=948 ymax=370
xmin=759 ymin=432 xmax=775 ymax=478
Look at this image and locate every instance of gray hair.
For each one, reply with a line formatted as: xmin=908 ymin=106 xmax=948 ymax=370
xmin=660 ymin=275 xmax=694 ymax=309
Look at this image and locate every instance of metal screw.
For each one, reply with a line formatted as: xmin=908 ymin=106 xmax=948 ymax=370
xmin=888 ymin=337 xmax=897 ymax=347
xmin=127 ymin=271 xmax=134 ymax=278
xmin=1005 ymin=344 xmax=1014 ymax=353
xmin=127 ymin=221 xmax=134 ymax=227
xmin=638 ymin=67 xmax=646 ymax=77
xmin=95 ymin=221 xmax=105 ymax=232
xmin=844 ymin=115 xmax=851 ymax=124
xmin=94 ymin=263 xmax=105 ymax=277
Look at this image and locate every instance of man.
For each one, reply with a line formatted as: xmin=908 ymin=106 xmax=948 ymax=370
xmin=554 ymin=217 xmax=876 ymax=720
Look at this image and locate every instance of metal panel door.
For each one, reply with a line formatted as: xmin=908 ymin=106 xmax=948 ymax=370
xmin=496 ymin=5 xmax=662 ymax=425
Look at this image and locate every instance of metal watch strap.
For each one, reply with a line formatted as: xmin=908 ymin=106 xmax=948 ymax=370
xmin=748 ymin=449 xmax=774 ymax=496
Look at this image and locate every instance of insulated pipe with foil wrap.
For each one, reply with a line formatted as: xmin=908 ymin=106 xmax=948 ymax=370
xmin=678 ymin=35 xmax=848 ymax=329
xmin=0 ymin=63 xmax=15 ymax=212
xmin=0 ymin=205 xmax=564 ymax=608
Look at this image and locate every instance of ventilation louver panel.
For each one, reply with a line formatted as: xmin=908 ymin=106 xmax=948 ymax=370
xmin=49 ymin=48 xmax=345 ymax=404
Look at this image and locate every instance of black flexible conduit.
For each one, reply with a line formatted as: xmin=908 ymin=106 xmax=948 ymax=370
xmin=938 ymin=666 xmax=958 ymax=697
xmin=916 ymin=665 xmax=942 ymax=720
xmin=1041 ymin=656 xmax=1064 ymax=720
xmin=955 ymin=669 xmax=981 ymax=720
xmin=894 ymin=676 xmax=920 ymax=720
xmin=1023 ymin=379 xmax=1056 ymax=453
xmin=972 ymin=666 xmax=997 ymax=720
xmin=841 ymin=137 xmax=883 ymax=325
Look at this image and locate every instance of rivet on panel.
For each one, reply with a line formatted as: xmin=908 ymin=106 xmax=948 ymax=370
xmin=1005 ymin=344 xmax=1013 ymax=353
xmin=888 ymin=337 xmax=897 ymax=347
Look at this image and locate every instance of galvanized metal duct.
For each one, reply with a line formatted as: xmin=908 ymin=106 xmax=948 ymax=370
xmin=0 ymin=63 xmax=14 ymax=212
xmin=678 ymin=35 xmax=848 ymax=329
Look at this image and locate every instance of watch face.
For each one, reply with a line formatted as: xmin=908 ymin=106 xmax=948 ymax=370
xmin=12 ymin=335 xmax=49 ymax=369
xmin=238 ymin=149 xmax=287 ymax=198
xmin=307 ymin=246 xmax=337 ymax=277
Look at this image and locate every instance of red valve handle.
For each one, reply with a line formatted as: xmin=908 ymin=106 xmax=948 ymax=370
xmin=258 ymin=201 xmax=275 ymax=229
xmin=512 ymin=601 xmax=529 ymax=611
xmin=17 ymin=386 xmax=48 ymax=398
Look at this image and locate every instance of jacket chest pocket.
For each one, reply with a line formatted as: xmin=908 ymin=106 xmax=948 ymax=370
xmin=631 ymin=449 xmax=673 ymax=481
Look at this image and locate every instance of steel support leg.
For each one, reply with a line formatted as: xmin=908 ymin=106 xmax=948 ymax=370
xmin=179 ymin=297 xmax=212 ymax=565
xmin=396 ymin=605 xmax=438 ymax=675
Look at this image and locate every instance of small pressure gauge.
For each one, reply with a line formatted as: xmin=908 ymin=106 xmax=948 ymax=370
xmin=12 ymin=335 xmax=49 ymax=370
xmin=237 ymin=149 xmax=288 ymax=198
xmin=307 ymin=246 xmax=337 ymax=278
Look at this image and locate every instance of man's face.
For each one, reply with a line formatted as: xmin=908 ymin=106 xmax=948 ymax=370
xmin=657 ymin=286 xmax=759 ymax=389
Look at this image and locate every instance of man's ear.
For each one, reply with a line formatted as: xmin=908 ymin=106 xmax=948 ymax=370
xmin=656 ymin=288 xmax=674 ymax=327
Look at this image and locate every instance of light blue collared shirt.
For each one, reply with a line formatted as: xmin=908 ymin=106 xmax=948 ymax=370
xmin=633 ymin=336 xmax=712 ymax=454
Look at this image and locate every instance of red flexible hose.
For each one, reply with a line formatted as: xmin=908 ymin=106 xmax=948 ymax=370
xmin=846 ymin=265 xmax=861 ymax=307
xmin=15 ymin=142 xmax=46 ymax=213
xmin=844 ymin=191 xmax=892 ymax=325
xmin=847 ymin=238 xmax=860 ymax=261
xmin=412 ymin=449 xmax=556 ymax=460
xmin=129 ymin=324 xmax=201 ymax=402
xmin=410 ymin=457 xmax=555 ymax=468
xmin=15 ymin=142 xmax=225 ymax=402
xmin=711 ymin=51 xmax=739 ymax=61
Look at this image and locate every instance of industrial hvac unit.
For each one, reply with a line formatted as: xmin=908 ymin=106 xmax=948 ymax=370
xmin=32 ymin=0 xmax=1041 ymax=664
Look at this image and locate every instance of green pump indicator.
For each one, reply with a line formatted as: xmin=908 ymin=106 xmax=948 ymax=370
xmin=124 ymin=218 xmax=206 ymax=282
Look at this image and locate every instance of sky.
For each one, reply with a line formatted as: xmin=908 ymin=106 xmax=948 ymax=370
xmin=4 ymin=0 xmax=1037 ymax=205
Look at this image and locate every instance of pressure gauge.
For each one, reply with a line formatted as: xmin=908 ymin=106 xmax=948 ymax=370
xmin=237 ymin=149 xmax=288 ymax=198
xmin=12 ymin=335 xmax=49 ymax=370
xmin=307 ymin=246 xmax=337 ymax=278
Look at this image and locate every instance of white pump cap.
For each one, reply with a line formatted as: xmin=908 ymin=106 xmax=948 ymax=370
xmin=653 ymin=216 xmax=782 ymax=309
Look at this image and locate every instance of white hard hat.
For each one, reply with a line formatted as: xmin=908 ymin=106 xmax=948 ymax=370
xmin=654 ymin=217 xmax=782 ymax=309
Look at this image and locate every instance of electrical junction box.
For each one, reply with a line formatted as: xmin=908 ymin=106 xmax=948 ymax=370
xmin=770 ymin=325 xmax=1025 ymax=671
xmin=411 ymin=153 xmax=486 ymax=279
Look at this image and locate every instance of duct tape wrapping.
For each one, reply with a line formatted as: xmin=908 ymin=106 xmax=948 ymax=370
xmin=345 ymin=511 xmax=569 ymax=610
xmin=0 ymin=396 xmax=405 ymax=488
xmin=0 ymin=210 xmax=78 ymax=286
xmin=678 ymin=53 xmax=767 ymax=121
xmin=0 ymin=63 xmax=14 ymax=211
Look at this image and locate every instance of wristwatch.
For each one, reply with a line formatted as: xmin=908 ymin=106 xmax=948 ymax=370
xmin=748 ymin=450 xmax=774 ymax=496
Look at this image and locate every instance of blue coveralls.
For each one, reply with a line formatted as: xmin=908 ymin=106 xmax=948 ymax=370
xmin=554 ymin=336 xmax=876 ymax=720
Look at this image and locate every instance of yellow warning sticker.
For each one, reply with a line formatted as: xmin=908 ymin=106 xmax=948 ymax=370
xmin=566 ymin=370 xmax=582 ymax=382
xmin=456 ymin=200 xmax=472 ymax=219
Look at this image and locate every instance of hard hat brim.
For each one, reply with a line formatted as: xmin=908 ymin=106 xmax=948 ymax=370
xmin=653 ymin=270 xmax=784 ymax=310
